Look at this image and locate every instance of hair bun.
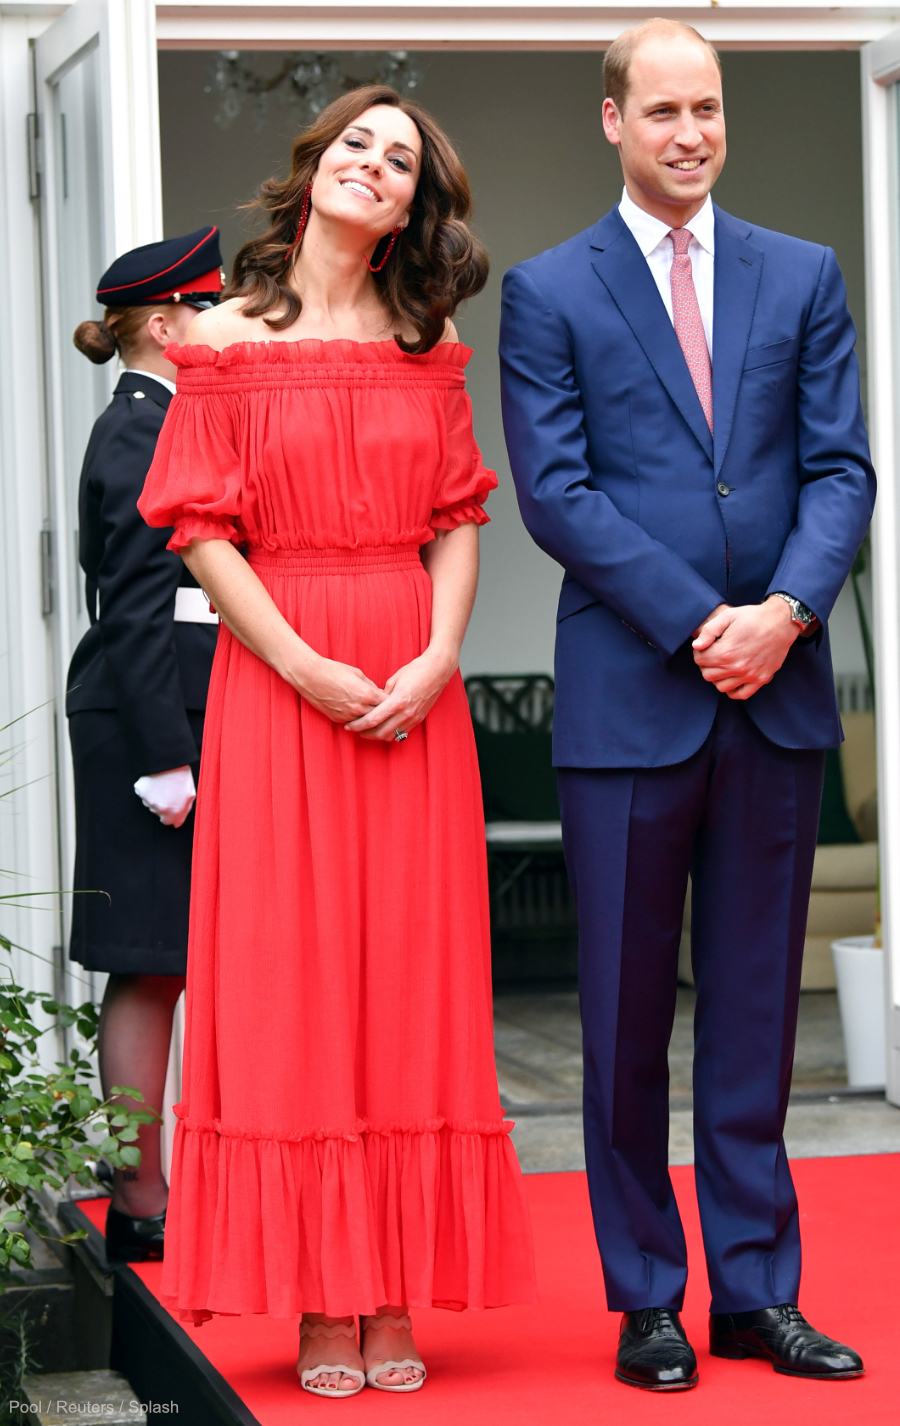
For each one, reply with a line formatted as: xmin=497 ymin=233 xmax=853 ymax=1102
xmin=73 ymin=319 xmax=117 ymax=364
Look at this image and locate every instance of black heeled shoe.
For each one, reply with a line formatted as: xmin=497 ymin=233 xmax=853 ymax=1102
xmin=105 ymin=1205 xmax=167 ymax=1262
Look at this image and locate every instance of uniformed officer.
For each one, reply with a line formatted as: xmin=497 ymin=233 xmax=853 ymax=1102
xmin=68 ymin=227 xmax=223 ymax=1261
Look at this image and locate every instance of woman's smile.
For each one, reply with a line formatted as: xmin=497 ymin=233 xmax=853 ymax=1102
xmin=340 ymin=178 xmax=381 ymax=202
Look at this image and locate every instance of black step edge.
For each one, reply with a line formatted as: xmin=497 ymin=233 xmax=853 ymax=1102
xmin=59 ymin=1198 xmax=262 ymax=1426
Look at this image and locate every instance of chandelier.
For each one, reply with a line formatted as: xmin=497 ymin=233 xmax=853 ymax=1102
xmin=206 ymin=51 xmax=425 ymax=131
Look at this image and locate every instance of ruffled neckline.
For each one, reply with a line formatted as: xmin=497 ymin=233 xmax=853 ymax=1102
xmin=165 ymin=338 xmax=472 ymax=370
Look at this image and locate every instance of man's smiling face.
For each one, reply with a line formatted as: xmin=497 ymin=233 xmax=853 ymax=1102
xmin=602 ymin=34 xmax=726 ymax=225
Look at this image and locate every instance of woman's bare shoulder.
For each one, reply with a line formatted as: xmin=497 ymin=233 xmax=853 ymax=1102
xmin=438 ymin=318 xmax=460 ymax=345
xmin=183 ymin=298 xmax=257 ymax=351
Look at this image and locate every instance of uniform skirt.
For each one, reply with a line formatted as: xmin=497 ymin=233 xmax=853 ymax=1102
xmin=68 ymin=709 xmax=203 ymax=975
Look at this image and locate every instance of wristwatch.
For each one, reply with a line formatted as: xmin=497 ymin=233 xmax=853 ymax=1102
xmin=771 ymin=590 xmax=818 ymax=633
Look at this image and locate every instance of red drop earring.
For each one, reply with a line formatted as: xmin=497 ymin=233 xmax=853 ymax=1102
xmin=284 ymin=183 xmax=313 ymax=263
xmin=366 ymin=226 xmax=402 ymax=274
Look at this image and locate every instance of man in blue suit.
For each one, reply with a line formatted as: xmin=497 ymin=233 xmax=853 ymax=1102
xmin=500 ymin=18 xmax=873 ymax=1391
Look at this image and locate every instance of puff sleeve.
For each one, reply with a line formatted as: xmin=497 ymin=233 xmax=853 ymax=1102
xmin=138 ymin=382 xmax=243 ymax=553
xmin=430 ymin=386 xmax=498 ymax=533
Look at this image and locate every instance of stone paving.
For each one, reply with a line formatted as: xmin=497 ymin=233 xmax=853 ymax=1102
xmin=21 ymin=1372 xmax=139 ymax=1425
xmin=495 ymin=985 xmax=900 ymax=1172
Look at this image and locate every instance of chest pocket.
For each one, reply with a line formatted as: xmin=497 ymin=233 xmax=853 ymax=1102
xmin=743 ymin=337 xmax=797 ymax=371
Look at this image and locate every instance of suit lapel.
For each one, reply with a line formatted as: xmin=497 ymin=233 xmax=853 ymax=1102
xmin=711 ymin=207 xmax=763 ymax=477
xmin=590 ymin=210 xmax=713 ymax=462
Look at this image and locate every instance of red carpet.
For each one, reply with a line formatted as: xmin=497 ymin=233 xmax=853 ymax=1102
xmin=84 ymin=1156 xmax=898 ymax=1423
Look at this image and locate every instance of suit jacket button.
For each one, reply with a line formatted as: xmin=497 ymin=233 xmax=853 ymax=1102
xmin=717 ymin=482 xmax=730 ymax=496
xmin=133 ymin=391 xmax=145 ymax=399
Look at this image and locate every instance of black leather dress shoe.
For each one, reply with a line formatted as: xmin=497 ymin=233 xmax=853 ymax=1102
xmin=615 ymin=1309 xmax=699 ymax=1390
xmin=709 ymin=1305 xmax=864 ymax=1379
xmin=105 ymin=1206 xmax=166 ymax=1262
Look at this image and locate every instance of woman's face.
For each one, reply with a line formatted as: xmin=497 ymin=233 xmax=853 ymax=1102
xmin=310 ymin=104 xmax=422 ymax=239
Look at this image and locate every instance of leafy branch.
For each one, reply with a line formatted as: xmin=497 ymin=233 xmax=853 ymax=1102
xmin=0 ymin=964 xmax=154 ymax=1277
xmin=850 ymin=533 xmax=875 ymax=705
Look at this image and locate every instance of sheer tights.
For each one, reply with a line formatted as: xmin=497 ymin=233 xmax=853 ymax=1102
xmin=98 ymin=973 xmax=185 ymax=1217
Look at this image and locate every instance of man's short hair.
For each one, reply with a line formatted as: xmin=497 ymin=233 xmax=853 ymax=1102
xmin=604 ymin=19 xmax=722 ymax=115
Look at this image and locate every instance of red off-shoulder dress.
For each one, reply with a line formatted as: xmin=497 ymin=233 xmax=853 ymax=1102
xmin=138 ymin=339 xmax=536 ymax=1322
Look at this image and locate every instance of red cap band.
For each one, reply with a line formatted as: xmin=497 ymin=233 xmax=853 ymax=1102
xmin=153 ymin=266 xmax=224 ymax=302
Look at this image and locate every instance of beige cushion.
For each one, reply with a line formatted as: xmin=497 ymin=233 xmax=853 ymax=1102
xmin=811 ymin=841 xmax=878 ymax=890
xmin=840 ymin=710 xmax=877 ymax=830
xmin=801 ymin=934 xmax=843 ymax=990
xmin=807 ymin=886 xmax=877 ymax=936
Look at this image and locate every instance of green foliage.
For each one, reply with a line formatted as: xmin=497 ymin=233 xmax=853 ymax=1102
xmin=851 ymin=532 xmax=875 ymax=704
xmin=0 ymin=1304 xmax=39 ymax=1418
xmin=0 ymin=965 xmax=155 ymax=1280
xmin=0 ymin=711 xmax=154 ymax=1281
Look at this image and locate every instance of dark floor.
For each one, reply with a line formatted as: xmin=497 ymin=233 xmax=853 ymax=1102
xmin=494 ymin=986 xmax=900 ymax=1170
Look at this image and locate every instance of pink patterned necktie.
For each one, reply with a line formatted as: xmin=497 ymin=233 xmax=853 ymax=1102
xmin=669 ymin=228 xmax=712 ymax=432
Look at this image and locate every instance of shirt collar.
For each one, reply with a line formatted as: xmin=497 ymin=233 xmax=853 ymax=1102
xmin=618 ymin=189 xmax=715 ymax=258
xmin=126 ymin=368 xmax=177 ymax=396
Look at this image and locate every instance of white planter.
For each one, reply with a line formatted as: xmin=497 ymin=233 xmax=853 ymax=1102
xmin=830 ymin=935 xmax=886 ymax=1089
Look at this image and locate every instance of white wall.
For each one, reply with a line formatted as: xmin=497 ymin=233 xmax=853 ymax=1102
xmin=158 ymin=49 xmax=869 ymax=678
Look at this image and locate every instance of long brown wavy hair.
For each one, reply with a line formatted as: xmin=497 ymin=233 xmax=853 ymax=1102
xmin=225 ymin=86 xmax=488 ymax=354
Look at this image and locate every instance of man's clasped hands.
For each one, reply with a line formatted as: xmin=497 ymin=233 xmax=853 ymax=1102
xmin=691 ymin=595 xmax=804 ymax=701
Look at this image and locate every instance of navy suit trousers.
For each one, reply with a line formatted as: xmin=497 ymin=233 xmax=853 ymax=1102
xmin=558 ymin=697 xmax=825 ymax=1314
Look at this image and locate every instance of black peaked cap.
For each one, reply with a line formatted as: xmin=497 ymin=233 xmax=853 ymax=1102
xmin=96 ymin=226 xmax=223 ymax=307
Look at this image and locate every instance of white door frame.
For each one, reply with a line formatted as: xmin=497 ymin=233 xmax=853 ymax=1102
xmin=862 ymin=29 xmax=900 ymax=1103
xmin=38 ymin=0 xmax=162 ymax=252
xmin=0 ymin=5 xmax=62 ymax=1014
xmin=33 ymin=0 xmax=162 ymax=998
xmin=153 ymin=1 xmax=900 ymax=52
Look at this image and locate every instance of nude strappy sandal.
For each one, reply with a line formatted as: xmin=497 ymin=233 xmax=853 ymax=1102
xmin=297 ymin=1320 xmax=366 ymax=1398
xmin=361 ymin=1313 xmax=427 ymax=1393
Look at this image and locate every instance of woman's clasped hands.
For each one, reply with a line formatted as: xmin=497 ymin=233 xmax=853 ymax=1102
xmin=298 ymin=647 xmax=454 ymax=740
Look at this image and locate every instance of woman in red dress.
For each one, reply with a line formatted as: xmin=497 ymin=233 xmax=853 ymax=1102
xmin=139 ymin=86 xmax=536 ymax=1396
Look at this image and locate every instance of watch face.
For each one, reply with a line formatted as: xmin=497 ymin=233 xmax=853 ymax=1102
xmin=775 ymin=592 xmax=814 ymax=626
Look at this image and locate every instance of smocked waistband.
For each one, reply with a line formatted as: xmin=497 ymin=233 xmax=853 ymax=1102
xmin=247 ymin=544 xmax=422 ymax=575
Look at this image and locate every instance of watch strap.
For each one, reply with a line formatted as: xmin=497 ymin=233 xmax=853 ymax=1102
xmin=772 ymin=591 xmax=817 ymax=629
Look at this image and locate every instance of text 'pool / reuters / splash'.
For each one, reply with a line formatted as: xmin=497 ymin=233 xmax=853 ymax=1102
xmin=9 ymin=1402 xmax=179 ymax=1417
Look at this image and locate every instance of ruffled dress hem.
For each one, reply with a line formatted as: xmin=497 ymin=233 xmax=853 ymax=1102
xmin=160 ymin=1117 xmax=537 ymax=1322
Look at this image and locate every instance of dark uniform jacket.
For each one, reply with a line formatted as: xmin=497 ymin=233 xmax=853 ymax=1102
xmin=66 ymin=371 xmax=217 ymax=776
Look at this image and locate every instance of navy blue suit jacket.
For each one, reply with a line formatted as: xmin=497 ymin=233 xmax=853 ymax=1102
xmin=500 ymin=204 xmax=876 ymax=767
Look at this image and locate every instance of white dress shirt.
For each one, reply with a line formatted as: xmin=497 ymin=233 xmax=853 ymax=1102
xmin=617 ymin=189 xmax=715 ymax=356
xmin=127 ymin=368 xmax=177 ymax=396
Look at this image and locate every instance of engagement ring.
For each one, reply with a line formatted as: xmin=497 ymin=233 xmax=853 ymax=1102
xmin=394 ymin=729 xmax=408 ymax=743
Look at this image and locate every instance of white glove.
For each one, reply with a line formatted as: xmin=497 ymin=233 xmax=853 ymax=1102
xmin=134 ymin=766 xmax=196 ymax=828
